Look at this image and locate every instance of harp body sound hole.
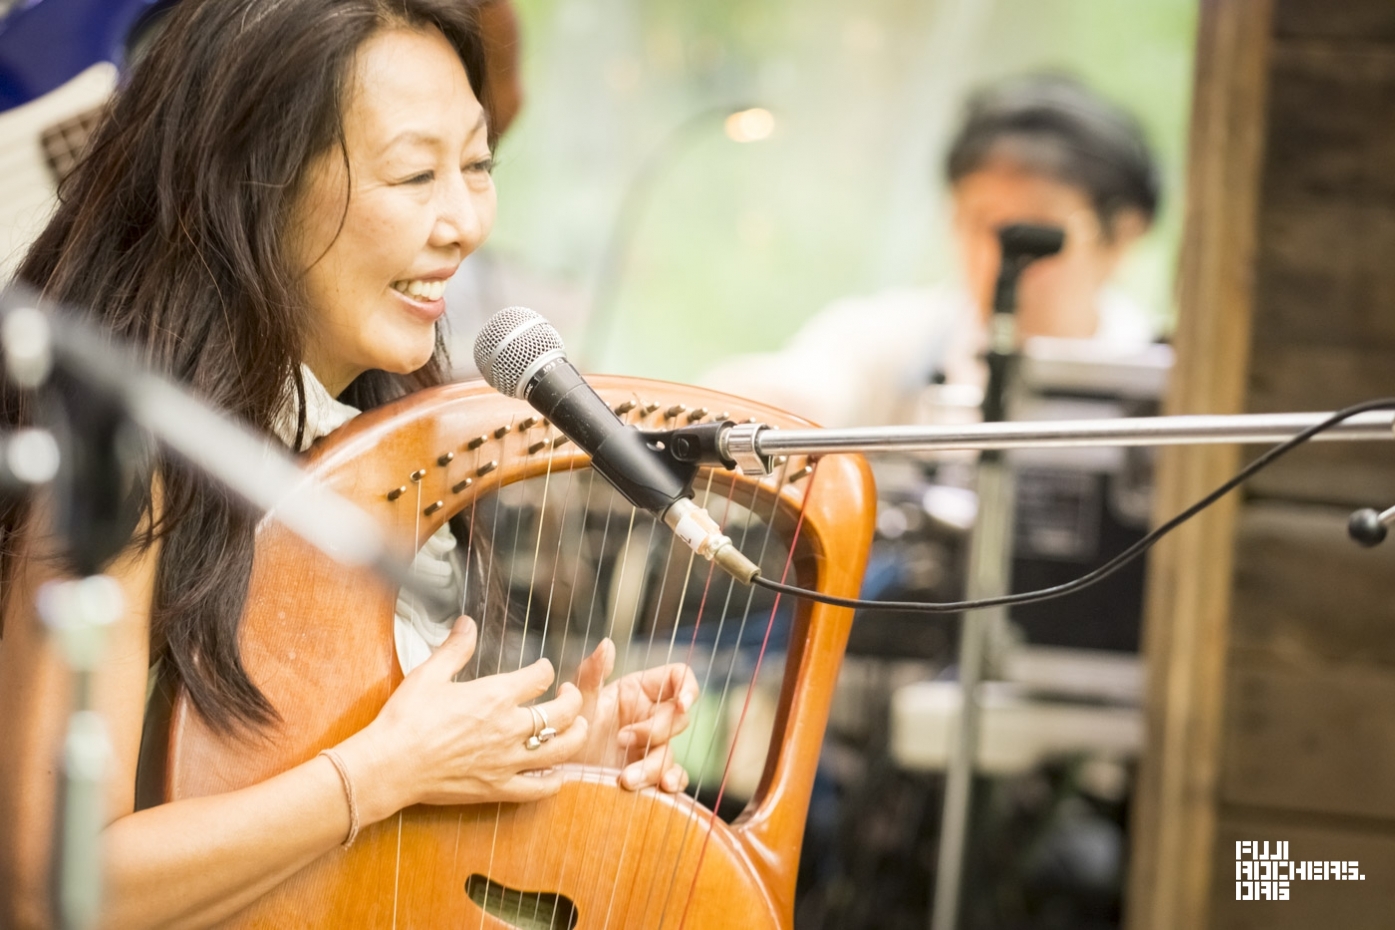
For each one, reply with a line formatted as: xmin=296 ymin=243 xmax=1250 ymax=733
xmin=465 ymin=874 xmax=578 ymax=930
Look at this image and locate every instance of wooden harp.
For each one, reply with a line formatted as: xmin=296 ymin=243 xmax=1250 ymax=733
xmin=146 ymin=376 xmax=874 ymax=929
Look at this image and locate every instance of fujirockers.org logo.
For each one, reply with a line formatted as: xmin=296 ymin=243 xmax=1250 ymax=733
xmin=1235 ymin=841 xmax=1366 ymax=901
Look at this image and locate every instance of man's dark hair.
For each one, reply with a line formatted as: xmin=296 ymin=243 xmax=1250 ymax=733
xmin=945 ymin=74 xmax=1160 ymax=238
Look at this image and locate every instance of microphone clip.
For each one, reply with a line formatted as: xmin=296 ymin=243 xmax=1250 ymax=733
xmin=652 ymin=420 xmax=774 ymax=476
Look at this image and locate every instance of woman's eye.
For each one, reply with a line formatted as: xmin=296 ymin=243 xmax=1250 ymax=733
xmin=402 ymin=171 xmax=434 ymax=185
xmin=464 ymin=158 xmax=494 ymax=175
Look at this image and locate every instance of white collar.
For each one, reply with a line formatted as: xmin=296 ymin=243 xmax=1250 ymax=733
xmin=270 ymin=365 xmax=362 ymax=451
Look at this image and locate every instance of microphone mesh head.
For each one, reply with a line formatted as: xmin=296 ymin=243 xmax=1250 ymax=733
xmin=472 ymin=306 xmax=566 ymax=398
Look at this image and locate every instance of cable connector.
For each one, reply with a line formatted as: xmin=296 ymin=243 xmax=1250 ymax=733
xmin=662 ymin=497 xmax=760 ymax=584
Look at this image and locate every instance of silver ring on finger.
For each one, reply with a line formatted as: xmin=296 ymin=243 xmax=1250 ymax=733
xmin=525 ymin=705 xmax=543 ymax=751
xmin=536 ymin=705 xmax=557 ymax=743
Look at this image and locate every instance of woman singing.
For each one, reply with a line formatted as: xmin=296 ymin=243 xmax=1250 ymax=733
xmin=0 ymin=1 xmax=696 ymax=926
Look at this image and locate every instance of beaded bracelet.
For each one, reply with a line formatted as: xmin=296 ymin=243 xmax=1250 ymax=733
xmin=319 ymin=749 xmax=360 ymax=849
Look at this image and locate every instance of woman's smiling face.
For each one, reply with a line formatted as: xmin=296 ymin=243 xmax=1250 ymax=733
xmin=294 ymin=26 xmax=496 ymax=396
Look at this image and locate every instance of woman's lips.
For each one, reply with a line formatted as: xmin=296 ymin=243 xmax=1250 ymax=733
xmin=389 ymin=284 xmax=447 ymax=322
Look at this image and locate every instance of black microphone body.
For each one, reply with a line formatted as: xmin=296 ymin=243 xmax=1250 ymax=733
xmin=521 ymin=355 xmax=690 ymax=514
xmin=474 ymin=307 xmax=759 ymax=583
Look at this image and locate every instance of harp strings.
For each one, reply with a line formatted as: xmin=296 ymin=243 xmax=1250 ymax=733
xmin=570 ymin=499 xmax=649 ymax=920
xmin=439 ymin=411 xmax=810 ymax=929
xmin=631 ymin=473 xmax=736 ymax=927
xmin=490 ymin=418 xmax=570 ymax=928
xmin=534 ymin=466 xmax=599 ymax=930
xmin=654 ymin=466 xmax=783 ymax=928
xmin=393 ymin=478 xmax=427 ymax=917
xmin=450 ymin=433 xmax=488 ymax=883
xmin=597 ymin=496 xmax=686 ymax=927
xmin=478 ymin=417 xmax=525 ymax=928
xmin=539 ymin=467 xmax=618 ymax=928
xmin=677 ymin=457 xmax=816 ymax=930
xmin=514 ymin=434 xmax=578 ymax=923
xmin=605 ymin=471 xmax=724 ymax=927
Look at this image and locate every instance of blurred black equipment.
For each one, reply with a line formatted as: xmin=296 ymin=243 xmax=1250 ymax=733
xmin=1007 ymin=339 xmax=1173 ymax=652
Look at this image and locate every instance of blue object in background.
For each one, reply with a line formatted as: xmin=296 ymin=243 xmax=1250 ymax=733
xmin=0 ymin=0 xmax=173 ymax=112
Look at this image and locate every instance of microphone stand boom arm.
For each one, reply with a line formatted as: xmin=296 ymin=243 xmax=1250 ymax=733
xmin=658 ymin=410 xmax=1395 ymax=474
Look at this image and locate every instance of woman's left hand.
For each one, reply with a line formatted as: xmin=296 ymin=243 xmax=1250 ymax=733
xmin=574 ymin=638 xmax=699 ymax=793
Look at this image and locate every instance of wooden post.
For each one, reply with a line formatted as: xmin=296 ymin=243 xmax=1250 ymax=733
xmin=1125 ymin=2 xmax=1273 ymax=929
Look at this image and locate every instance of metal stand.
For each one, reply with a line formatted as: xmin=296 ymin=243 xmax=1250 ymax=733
xmin=930 ymin=456 xmax=1012 ymax=930
xmin=39 ymin=576 xmax=125 ymax=930
xmin=1 ymin=288 xmax=453 ymax=926
xmin=711 ymin=408 xmax=1395 ymax=463
xmin=930 ymin=224 xmax=1064 ymax=930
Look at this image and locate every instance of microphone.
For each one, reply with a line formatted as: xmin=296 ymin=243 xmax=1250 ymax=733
xmin=473 ymin=307 xmax=759 ymax=583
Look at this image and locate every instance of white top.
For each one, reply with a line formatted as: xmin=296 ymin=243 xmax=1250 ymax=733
xmin=699 ymin=285 xmax=1155 ymax=428
xmin=272 ymin=365 xmax=461 ymax=675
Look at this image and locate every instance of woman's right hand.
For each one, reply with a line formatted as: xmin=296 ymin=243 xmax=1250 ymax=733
xmin=336 ymin=616 xmax=587 ymax=823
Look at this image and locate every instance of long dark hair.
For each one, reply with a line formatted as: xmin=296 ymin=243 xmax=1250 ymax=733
xmin=0 ymin=0 xmax=489 ymax=731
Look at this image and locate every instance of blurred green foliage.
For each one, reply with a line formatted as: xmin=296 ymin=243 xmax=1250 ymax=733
xmin=489 ymin=0 xmax=1198 ymax=381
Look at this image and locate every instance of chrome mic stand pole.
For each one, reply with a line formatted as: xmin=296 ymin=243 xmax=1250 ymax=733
xmin=727 ymin=409 xmax=1395 ymax=458
xmin=930 ymin=224 xmax=1064 ymax=930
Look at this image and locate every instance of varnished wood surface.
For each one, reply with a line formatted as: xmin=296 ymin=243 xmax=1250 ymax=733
xmin=1125 ymin=3 xmax=1275 ymax=929
xmin=156 ymin=376 xmax=876 ymax=929
xmin=1244 ymin=37 xmax=1395 ymax=505
xmin=1221 ymin=659 xmax=1395 ymax=821
xmin=1136 ymin=0 xmax=1395 ymax=927
xmin=1274 ymin=0 xmax=1395 ymax=41
xmin=1216 ymin=1 xmax=1395 ymax=925
xmin=1231 ymin=503 xmax=1395 ymax=668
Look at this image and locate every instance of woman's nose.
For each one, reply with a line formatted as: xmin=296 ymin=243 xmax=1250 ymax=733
xmin=432 ymin=175 xmax=490 ymax=252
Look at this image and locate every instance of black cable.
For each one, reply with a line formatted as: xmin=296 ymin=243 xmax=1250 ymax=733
xmin=751 ymin=397 xmax=1395 ymax=614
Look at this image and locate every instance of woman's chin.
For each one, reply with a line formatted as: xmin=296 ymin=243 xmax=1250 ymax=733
xmin=372 ymin=335 xmax=441 ymax=377
xmin=380 ymin=355 xmax=435 ymax=377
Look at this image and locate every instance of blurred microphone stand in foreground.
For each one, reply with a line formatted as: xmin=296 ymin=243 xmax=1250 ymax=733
xmin=0 ymin=288 xmax=445 ymax=930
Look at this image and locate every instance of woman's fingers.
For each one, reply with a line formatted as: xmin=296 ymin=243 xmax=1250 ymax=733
xmin=493 ymin=656 xmax=556 ymax=703
xmin=502 ymin=769 xmax=567 ymax=802
xmin=619 ymin=744 xmax=687 ymax=792
xmin=637 ymin=662 xmax=699 ymax=711
xmin=575 ymin=639 xmax=615 ymax=695
xmin=418 ymin=615 xmax=478 ymax=679
xmin=617 ymin=701 xmax=688 ymax=751
xmin=511 ymin=689 xmax=586 ymax=753
xmin=661 ymin=764 xmax=690 ymax=794
xmin=529 ymin=681 xmax=583 ymax=736
xmin=514 ymin=713 xmax=587 ymax=771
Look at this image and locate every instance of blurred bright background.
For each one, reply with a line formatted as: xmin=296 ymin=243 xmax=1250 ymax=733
xmin=484 ymin=0 xmax=1198 ymax=381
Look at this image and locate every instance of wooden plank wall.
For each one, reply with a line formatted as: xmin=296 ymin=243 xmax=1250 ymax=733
xmin=1212 ymin=0 xmax=1395 ymax=925
xmin=1126 ymin=3 xmax=1273 ymax=928
xmin=1132 ymin=1 xmax=1395 ymax=928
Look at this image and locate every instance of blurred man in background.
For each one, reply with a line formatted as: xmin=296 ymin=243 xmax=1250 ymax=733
xmin=703 ymin=74 xmax=1161 ymax=428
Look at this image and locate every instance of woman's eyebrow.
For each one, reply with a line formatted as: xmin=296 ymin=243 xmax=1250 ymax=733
xmin=379 ymin=112 xmax=489 ymax=156
xmin=464 ymin=110 xmax=489 ymax=140
xmin=381 ymin=130 xmax=443 ymax=153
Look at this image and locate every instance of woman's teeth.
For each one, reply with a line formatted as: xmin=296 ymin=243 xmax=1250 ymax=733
xmin=393 ymin=279 xmax=447 ymax=302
